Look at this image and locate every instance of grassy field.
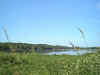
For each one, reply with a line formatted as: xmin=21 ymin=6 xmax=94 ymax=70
xmin=0 ymin=50 xmax=100 ymax=75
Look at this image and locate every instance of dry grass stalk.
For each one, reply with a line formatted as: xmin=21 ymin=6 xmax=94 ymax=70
xmin=2 ymin=27 xmax=9 ymax=42
xmin=2 ymin=27 xmax=15 ymax=53
xmin=77 ymin=27 xmax=88 ymax=47
xmin=69 ymin=40 xmax=78 ymax=51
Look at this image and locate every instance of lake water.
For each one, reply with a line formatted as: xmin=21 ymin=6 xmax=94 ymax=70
xmin=43 ymin=49 xmax=97 ymax=55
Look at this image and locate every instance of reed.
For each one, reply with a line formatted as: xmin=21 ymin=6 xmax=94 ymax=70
xmin=68 ymin=40 xmax=78 ymax=51
xmin=77 ymin=27 xmax=88 ymax=47
xmin=2 ymin=27 xmax=9 ymax=42
xmin=0 ymin=26 xmax=99 ymax=75
xmin=2 ymin=27 xmax=15 ymax=53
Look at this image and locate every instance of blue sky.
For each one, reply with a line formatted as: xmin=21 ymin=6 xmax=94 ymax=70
xmin=0 ymin=0 xmax=100 ymax=47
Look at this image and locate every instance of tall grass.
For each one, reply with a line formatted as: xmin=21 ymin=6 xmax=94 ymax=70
xmin=1 ymin=27 xmax=18 ymax=74
xmin=77 ymin=27 xmax=88 ymax=47
xmin=0 ymin=27 xmax=99 ymax=75
xmin=2 ymin=27 xmax=9 ymax=42
xmin=68 ymin=28 xmax=87 ymax=51
xmin=2 ymin=27 xmax=16 ymax=53
xmin=68 ymin=40 xmax=78 ymax=51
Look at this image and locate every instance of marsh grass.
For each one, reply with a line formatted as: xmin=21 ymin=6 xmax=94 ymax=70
xmin=0 ymin=27 xmax=99 ymax=75
xmin=77 ymin=27 xmax=88 ymax=47
xmin=2 ymin=27 xmax=15 ymax=53
xmin=1 ymin=27 xmax=18 ymax=74
xmin=68 ymin=40 xmax=78 ymax=51
xmin=68 ymin=40 xmax=80 ymax=56
xmin=0 ymin=52 xmax=100 ymax=75
xmin=68 ymin=28 xmax=89 ymax=53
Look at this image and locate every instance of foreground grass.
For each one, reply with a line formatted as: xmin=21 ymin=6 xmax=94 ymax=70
xmin=0 ymin=51 xmax=100 ymax=75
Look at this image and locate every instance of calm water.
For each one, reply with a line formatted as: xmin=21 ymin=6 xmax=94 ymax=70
xmin=43 ymin=49 xmax=97 ymax=55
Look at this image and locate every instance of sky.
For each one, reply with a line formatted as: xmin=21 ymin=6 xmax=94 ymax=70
xmin=0 ymin=0 xmax=100 ymax=47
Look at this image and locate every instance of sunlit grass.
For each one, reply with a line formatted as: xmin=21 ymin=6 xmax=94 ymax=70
xmin=0 ymin=52 xmax=100 ymax=75
xmin=0 ymin=27 xmax=99 ymax=75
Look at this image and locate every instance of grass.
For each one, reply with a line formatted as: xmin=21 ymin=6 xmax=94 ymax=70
xmin=0 ymin=51 xmax=100 ymax=75
xmin=0 ymin=27 xmax=100 ymax=75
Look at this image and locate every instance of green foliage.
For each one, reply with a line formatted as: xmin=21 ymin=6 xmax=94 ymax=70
xmin=0 ymin=52 xmax=100 ymax=75
xmin=0 ymin=43 xmax=98 ymax=53
xmin=0 ymin=43 xmax=73 ymax=53
xmin=0 ymin=27 xmax=100 ymax=75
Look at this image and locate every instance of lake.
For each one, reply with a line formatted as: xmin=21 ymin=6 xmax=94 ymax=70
xmin=42 ymin=49 xmax=97 ymax=55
